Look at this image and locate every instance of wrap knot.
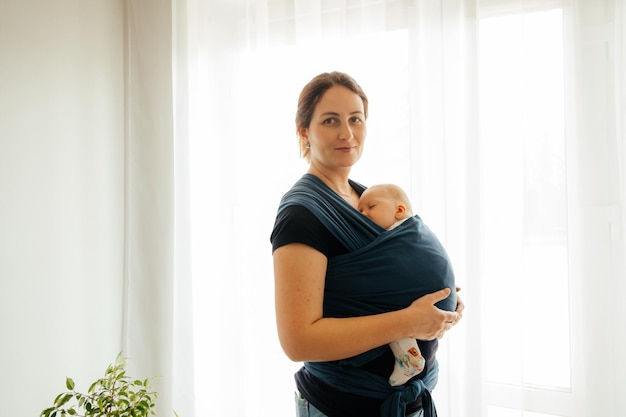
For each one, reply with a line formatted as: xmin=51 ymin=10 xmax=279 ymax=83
xmin=380 ymin=378 xmax=436 ymax=417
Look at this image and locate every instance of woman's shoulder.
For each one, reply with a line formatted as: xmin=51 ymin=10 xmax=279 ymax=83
xmin=270 ymin=205 xmax=348 ymax=257
xmin=271 ymin=205 xmax=323 ymax=249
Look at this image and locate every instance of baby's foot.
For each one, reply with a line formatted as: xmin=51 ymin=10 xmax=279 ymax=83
xmin=388 ymin=338 xmax=425 ymax=386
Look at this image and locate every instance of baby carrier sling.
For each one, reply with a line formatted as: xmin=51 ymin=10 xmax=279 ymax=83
xmin=277 ymin=174 xmax=456 ymax=417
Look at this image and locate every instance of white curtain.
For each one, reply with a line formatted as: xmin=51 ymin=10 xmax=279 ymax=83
xmin=123 ymin=2 xmax=195 ymax=417
xmin=613 ymin=0 xmax=626 ymax=415
xmin=167 ymin=0 xmax=626 ymax=416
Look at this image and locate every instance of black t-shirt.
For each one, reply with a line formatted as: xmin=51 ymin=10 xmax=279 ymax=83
xmin=271 ymin=204 xmax=349 ymax=257
xmin=270 ymin=178 xmax=367 ymax=257
xmin=270 ymin=197 xmax=431 ymax=416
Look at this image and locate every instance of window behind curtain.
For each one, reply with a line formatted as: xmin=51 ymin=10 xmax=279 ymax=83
xmin=479 ymin=6 xmax=572 ymax=417
xmin=189 ymin=26 xmax=413 ymax=416
xmin=188 ymin=1 xmax=587 ymax=416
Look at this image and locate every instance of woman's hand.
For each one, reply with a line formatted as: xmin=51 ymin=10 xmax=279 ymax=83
xmin=436 ymin=287 xmax=464 ymax=339
xmin=275 ymin=244 xmax=457 ymax=361
xmin=453 ymin=286 xmax=465 ymax=322
xmin=404 ymin=288 xmax=461 ymax=341
xmin=275 ymin=243 xmax=465 ymax=361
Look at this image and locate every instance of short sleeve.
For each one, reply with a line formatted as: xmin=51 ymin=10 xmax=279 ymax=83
xmin=270 ymin=205 xmax=349 ymax=257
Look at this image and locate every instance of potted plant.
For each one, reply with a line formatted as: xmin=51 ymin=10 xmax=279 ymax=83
xmin=40 ymin=353 xmax=166 ymax=417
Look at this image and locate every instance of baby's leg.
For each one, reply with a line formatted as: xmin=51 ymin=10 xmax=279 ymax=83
xmin=388 ymin=337 xmax=425 ymax=386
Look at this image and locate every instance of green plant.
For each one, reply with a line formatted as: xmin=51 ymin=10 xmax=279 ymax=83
xmin=41 ymin=353 xmax=158 ymax=417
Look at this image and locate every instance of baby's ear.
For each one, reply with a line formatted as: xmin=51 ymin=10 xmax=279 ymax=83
xmin=395 ymin=204 xmax=407 ymax=219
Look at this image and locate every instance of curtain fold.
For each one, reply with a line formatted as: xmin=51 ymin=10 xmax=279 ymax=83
xmin=172 ymin=1 xmax=197 ymax=415
xmin=613 ymin=1 xmax=626 ymax=416
xmin=566 ymin=0 xmax=626 ymax=414
xmin=124 ymin=0 xmax=175 ymax=412
xmin=123 ymin=1 xmax=195 ymax=416
xmin=405 ymin=3 xmax=479 ymax=416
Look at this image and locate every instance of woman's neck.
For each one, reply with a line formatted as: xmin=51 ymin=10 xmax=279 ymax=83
xmin=308 ymin=165 xmax=354 ymax=199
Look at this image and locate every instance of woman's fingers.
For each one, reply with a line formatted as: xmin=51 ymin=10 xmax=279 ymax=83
xmin=424 ymin=288 xmax=451 ymax=304
xmin=455 ymin=293 xmax=465 ymax=316
xmin=443 ymin=310 xmax=459 ymax=324
xmin=408 ymin=288 xmax=462 ymax=340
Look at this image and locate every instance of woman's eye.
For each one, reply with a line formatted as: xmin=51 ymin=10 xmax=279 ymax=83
xmin=350 ymin=116 xmax=363 ymax=124
xmin=323 ymin=118 xmax=336 ymax=125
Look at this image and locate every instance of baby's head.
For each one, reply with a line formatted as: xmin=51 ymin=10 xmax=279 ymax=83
xmin=358 ymin=184 xmax=413 ymax=229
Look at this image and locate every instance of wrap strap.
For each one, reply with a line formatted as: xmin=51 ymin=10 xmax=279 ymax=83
xmin=304 ymin=361 xmax=439 ymax=417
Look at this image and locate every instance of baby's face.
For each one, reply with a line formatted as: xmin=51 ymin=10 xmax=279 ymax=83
xmin=358 ymin=188 xmax=399 ymax=229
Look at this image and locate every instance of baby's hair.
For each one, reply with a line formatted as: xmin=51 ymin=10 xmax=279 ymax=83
xmin=367 ymin=184 xmax=414 ymax=216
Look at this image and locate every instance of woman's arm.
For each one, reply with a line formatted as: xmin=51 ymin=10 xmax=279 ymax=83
xmin=274 ymin=243 xmax=458 ymax=362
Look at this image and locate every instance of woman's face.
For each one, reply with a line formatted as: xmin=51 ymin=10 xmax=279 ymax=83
xmin=300 ymin=85 xmax=366 ymax=171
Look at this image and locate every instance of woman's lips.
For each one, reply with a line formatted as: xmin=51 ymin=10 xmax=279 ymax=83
xmin=336 ymin=146 xmax=356 ymax=152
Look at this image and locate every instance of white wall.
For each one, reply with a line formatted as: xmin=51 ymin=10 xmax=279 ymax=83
xmin=0 ymin=1 xmax=126 ymax=416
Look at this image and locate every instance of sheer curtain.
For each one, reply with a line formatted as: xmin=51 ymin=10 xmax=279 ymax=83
xmin=122 ymin=2 xmax=194 ymax=417
xmin=612 ymin=1 xmax=626 ymax=415
xmin=175 ymin=0 xmax=626 ymax=416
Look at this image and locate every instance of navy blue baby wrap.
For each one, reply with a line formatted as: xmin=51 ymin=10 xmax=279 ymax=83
xmin=277 ymin=174 xmax=456 ymax=417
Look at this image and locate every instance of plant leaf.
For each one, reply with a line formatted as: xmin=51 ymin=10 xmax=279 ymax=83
xmin=88 ymin=380 xmax=98 ymax=393
xmin=54 ymin=393 xmax=72 ymax=407
xmin=66 ymin=377 xmax=75 ymax=390
xmin=41 ymin=406 xmax=55 ymax=417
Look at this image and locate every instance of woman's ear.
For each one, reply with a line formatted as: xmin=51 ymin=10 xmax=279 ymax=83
xmin=297 ymin=127 xmax=309 ymax=142
xmin=298 ymin=128 xmax=311 ymax=160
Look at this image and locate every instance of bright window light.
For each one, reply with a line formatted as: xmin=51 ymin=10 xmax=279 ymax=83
xmin=189 ymin=29 xmax=411 ymax=416
xmin=479 ymin=8 xmax=571 ymax=393
xmin=488 ymin=405 xmax=567 ymax=417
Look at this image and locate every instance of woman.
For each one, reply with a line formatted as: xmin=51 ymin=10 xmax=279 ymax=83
xmin=271 ymin=71 xmax=464 ymax=417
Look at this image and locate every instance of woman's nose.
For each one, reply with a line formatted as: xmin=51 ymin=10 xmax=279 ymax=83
xmin=338 ymin=123 xmax=353 ymax=140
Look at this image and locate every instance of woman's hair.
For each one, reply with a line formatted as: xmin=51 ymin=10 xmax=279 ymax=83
xmin=296 ymin=71 xmax=369 ymax=161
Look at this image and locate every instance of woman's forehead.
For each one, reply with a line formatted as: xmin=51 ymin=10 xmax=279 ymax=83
xmin=314 ymin=86 xmax=364 ymax=113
